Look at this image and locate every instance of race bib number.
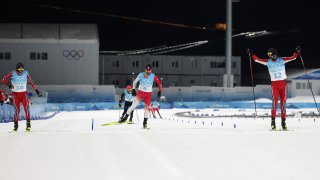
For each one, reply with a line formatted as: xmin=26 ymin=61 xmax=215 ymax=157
xmin=13 ymin=83 xmax=27 ymax=92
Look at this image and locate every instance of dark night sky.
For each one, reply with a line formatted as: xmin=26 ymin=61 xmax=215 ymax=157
xmin=1 ymin=0 xmax=320 ymax=85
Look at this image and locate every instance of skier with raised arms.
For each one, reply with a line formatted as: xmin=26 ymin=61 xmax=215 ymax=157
xmin=247 ymin=46 xmax=300 ymax=130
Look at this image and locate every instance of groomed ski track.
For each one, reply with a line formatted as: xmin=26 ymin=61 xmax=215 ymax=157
xmin=0 ymin=109 xmax=320 ymax=180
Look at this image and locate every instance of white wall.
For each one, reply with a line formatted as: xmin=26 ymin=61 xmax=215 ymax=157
xmin=100 ymin=55 xmax=241 ymax=87
xmin=292 ymin=80 xmax=320 ymax=96
xmin=0 ymin=41 xmax=99 ymax=85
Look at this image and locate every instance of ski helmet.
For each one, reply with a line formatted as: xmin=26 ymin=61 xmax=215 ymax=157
xmin=267 ymin=47 xmax=278 ymax=57
xmin=145 ymin=64 xmax=152 ymax=72
xmin=126 ymin=85 xmax=132 ymax=90
xmin=16 ymin=62 xmax=24 ymax=74
xmin=16 ymin=62 xmax=24 ymax=70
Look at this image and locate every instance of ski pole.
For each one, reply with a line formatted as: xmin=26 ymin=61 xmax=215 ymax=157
xmin=297 ymin=49 xmax=320 ymax=114
xmin=247 ymin=50 xmax=257 ymax=116
xmin=131 ymin=72 xmax=139 ymax=123
xmin=136 ymin=109 xmax=140 ymax=123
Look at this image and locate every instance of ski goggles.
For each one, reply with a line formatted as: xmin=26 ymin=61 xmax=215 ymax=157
xmin=145 ymin=69 xmax=152 ymax=73
xmin=267 ymin=52 xmax=273 ymax=56
xmin=17 ymin=68 xmax=24 ymax=71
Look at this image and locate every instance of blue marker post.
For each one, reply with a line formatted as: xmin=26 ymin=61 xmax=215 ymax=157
xmin=91 ymin=118 xmax=94 ymax=131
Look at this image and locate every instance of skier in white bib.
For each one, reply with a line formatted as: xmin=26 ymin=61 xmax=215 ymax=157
xmin=248 ymin=47 xmax=300 ymax=130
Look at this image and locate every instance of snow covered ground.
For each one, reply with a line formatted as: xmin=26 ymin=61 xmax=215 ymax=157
xmin=0 ymin=108 xmax=320 ymax=180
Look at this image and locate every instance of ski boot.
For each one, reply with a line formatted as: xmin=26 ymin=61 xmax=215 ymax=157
xmin=128 ymin=116 xmax=133 ymax=124
xmin=13 ymin=122 xmax=18 ymax=132
xmin=119 ymin=115 xmax=124 ymax=121
xmin=26 ymin=121 xmax=31 ymax=132
xmin=281 ymin=118 xmax=287 ymax=131
xmin=143 ymin=118 xmax=148 ymax=129
xmin=271 ymin=118 xmax=276 ymax=130
xmin=119 ymin=114 xmax=129 ymax=123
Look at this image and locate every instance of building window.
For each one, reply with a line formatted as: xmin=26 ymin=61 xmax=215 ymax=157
xmin=113 ymin=61 xmax=119 ymax=67
xmin=112 ymin=80 xmax=119 ymax=86
xmin=171 ymin=61 xmax=178 ymax=68
xmin=132 ymin=61 xmax=139 ymax=67
xmin=0 ymin=52 xmax=11 ymax=60
xmin=42 ymin=52 xmax=48 ymax=60
xmin=218 ymin=62 xmax=225 ymax=68
xmin=210 ymin=62 xmax=217 ymax=68
xmin=152 ymin=61 xmax=159 ymax=68
xmin=297 ymin=82 xmax=311 ymax=89
xmin=191 ymin=59 xmax=198 ymax=68
xmin=232 ymin=62 xmax=237 ymax=68
xmin=4 ymin=52 xmax=10 ymax=60
xmin=296 ymin=83 xmax=301 ymax=89
xmin=30 ymin=52 xmax=47 ymax=60
xmin=30 ymin=52 xmax=36 ymax=60
xmin=37 ymin=53 xmax=41 ymax=60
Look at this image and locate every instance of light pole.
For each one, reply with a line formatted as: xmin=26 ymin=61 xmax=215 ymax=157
xmin=224 ymin=0 xmax=239 ymax=87
xmin=102 ymin=55 xmax=105 ymax=84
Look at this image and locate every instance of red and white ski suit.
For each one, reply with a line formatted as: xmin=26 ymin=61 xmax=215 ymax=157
xmin=2 ymin=71 xmax=38 ymax=122
xmin=251 ymin=52 xmax=298 ymax=118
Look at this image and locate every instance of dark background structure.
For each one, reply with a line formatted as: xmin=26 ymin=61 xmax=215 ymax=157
xmin=1 ymin=0 xmax=319 ymax=85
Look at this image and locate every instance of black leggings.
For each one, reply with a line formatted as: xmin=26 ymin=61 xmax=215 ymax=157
xmin=121 ymin=101 xmax=134 ymax=120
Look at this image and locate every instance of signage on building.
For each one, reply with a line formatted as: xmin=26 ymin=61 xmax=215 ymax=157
xmin=63 ymin=50 xmax=84 ymax=60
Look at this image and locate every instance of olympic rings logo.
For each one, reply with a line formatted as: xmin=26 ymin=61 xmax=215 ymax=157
xmin=63 ymin=50 xmax=84 ymax=60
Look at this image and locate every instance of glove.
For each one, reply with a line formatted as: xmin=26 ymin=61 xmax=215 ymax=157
xmin=132 ymin=89 xmax=137 ymax=96
xmin=0 ymin=100 xmax=3 ymax=106
xmin=295 ymin=46 xmax=301 ymax=53
xmin=8 ymin=83 xmax=13 ymax=89
xmin=157 ymin=91 xmax=161 ymax=98
xmin=118 ymin=102 xmax=122 ymax=108
xmin=35 ymin=89 xmax=42 ymax=97
xmin=247 ymin=49 xmax=253 ymax=55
